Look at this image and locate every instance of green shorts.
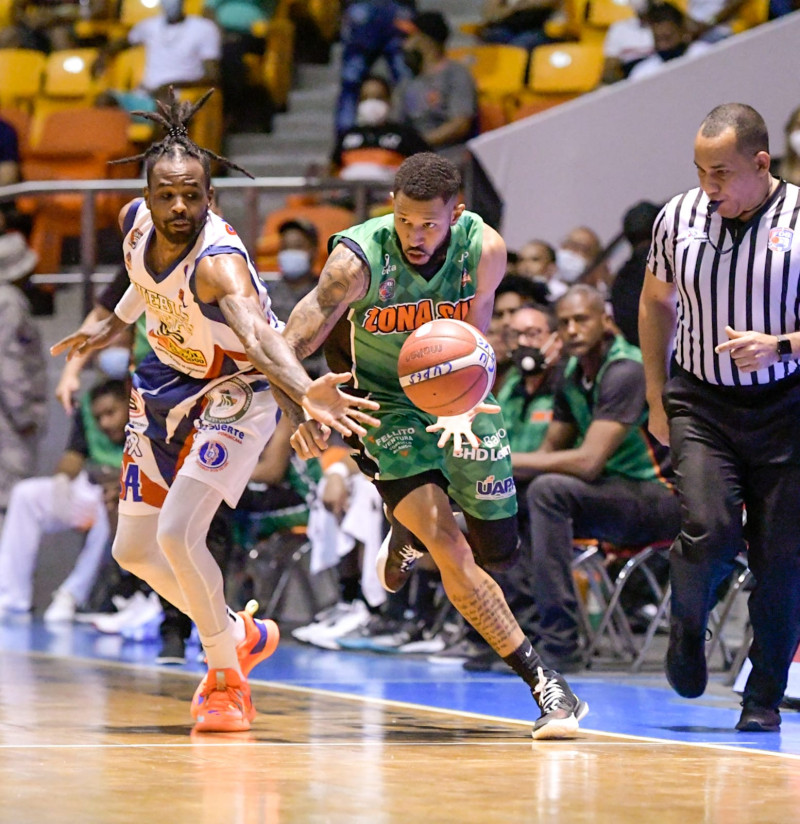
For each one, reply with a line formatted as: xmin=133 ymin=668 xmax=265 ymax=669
xmin=359 ymin=398 xmax=517 ymax=522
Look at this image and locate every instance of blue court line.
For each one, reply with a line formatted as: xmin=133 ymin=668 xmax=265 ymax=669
xmin=3 ymin=618 xmax=798 ymax=756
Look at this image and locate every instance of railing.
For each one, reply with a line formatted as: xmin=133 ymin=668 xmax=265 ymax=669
xmin=0 ymin=176 xmax=391 ymax=315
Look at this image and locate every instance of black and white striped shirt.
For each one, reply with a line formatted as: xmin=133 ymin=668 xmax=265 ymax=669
xmin=648 ymin=180 xmax=800 ymax=386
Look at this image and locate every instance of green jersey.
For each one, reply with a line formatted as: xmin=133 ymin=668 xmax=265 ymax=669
xmin=331 ymin=210 xmax=485 ymax=408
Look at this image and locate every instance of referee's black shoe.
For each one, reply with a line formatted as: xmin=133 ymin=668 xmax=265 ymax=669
xmin=736 ymin=702 xmax=781 ymax=732
xmin=665 ymin=619 xmax=708 ymax=698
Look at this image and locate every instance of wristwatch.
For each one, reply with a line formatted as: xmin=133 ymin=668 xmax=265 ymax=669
xmin=776 ymin=335 xmax=793 ymax=362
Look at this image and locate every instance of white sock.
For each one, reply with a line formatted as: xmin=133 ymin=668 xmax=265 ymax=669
xmin=202 ymin=623 xmax=242 ymax=674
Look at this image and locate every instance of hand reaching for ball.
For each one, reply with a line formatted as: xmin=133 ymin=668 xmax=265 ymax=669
xmin=426 ymin=403 xmax=501 ymax=451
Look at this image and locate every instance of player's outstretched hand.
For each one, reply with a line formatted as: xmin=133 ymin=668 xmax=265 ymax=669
xmin=290 ymin=420 xmax=331 ymax=459
xmin=426 ymin=403 xmax=501 ymax=451
xmin=301 ymin=372 xmax=380 ymax=438
xmin=51 ymin=316 xmax=126 ymax=360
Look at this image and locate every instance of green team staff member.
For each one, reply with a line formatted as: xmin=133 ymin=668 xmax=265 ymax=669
xmin=283 ymin=152 xmax=587 ymax=739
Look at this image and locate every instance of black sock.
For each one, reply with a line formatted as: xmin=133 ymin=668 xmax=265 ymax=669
xmin=502 ymin=638 xmax=546 ymax=690
xmin=340 ymin=575 xmax=362 ymax=604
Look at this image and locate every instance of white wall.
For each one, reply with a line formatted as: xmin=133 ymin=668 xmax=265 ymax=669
xmin=468 ymin=14 xmax=800 ymax=250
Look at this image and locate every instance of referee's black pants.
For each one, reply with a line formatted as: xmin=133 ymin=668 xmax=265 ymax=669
xmin=665 ymin=369 xmax=800 ymax=709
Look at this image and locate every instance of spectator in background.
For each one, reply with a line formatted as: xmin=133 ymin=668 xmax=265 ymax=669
xmin=267 ymin=219 xmax=327 ymax=378
xmin=393 ymin=11 xmax=478 ymax=160
xmin=0 ymin=117 xmax=20 ymax=188
xmin=628 ymin=2 xmax=712 ymax=82
xmin=477 ymin=0 xmax=560 ymax=52
xmin=515 ymin=239 xmax=560 ymax=301
xmin=609 ymin=201 xmax=661 ymax=346
xmin=602 ymin=0 xmax=655 ymax=84
xmin=335 ymin=1 xmax=416 ymax=137
xmin=0 ymin=231 xmax=47 ymax=536
xmin=204 ymin=0 xmax=277 ymax=132
xmin=331 ymin=75 xmax=430 ymax=183
xmin=686 ymin=0 xmax=751 ymax=42
xmin=0 ymin=379 xmax=128 ymax=622
xmin=550 ymin=226 xmax=609 ymax=297
xmin=95 ymin=0 xmax=221 ymax=115
xmin=777 ymin=105 xmax=800 ymax=186
xmin=513 ymin=286 xmax=680 ymax=670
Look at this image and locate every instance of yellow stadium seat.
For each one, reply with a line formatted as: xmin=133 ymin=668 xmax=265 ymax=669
xmin=121 ymin=0 xmax=163 ymax=28
xmin=448 ymin=44 xmax=530 ymax=101
xmin=251 ymin=16 xmax=296 ymax=111
xmin=730 ymin=0 xmax=769 ymax=33
xmin=514 ymin=42 xmax=604 ymax=118
xmin=582 ymin=0 xmax=636 ymax=43
xmin=545 ymin=0 xmax=591 ymax=41
xmin=0 ymin=49 xmax=46 ymax=113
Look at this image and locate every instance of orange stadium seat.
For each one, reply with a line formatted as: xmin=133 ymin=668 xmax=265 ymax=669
xmin=20 ymin=107 xmax=136 ymax=274
xmin=256 ymin=204 xmax=356 ymax=274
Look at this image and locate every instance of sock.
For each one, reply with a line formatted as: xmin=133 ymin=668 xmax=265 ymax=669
xmin=227 ymin=606 xmax=246 ymax=645
xmin=411 ymin=569 xmax=440 ymax=625
xmin=202 ymin=623 xmax=242 ymax=674
xmin=502 ymin=638 xmax=547 ymax=690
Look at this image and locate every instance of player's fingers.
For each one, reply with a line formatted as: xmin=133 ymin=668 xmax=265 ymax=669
xmin=340 ymin=391 xmax=380 ymax=411
xmin=474 ymin=403 xmax=501 ymax=415
xmin=464 ymin=429 xmax=480 ymax=448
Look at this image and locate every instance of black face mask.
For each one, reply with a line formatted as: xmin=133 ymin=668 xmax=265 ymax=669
xmin=403 ymin=48 xmax=424 ymax=76
xmin=657 ymin=43 xmax=687 ymax=62
xmin=512 ymin=346 xmax=548 ymax=377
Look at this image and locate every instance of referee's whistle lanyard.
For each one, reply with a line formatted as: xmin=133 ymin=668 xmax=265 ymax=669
xmin=706 ymin=204 xmax=743 ymax=256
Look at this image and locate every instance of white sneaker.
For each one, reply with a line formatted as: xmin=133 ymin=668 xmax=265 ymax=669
xmin=292 ymin=601 xmax=371 ymax=649
xmin=43 ymin=589 xmax=77 ymax=623
xmin=93 ymin=591 xmax=161 ymax=635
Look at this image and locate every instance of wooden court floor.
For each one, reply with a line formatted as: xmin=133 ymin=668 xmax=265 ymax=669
xmin=0 ymin=651 xmax=798 ymax=824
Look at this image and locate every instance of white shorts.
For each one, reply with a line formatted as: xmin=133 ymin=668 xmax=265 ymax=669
xmin=119 ymin=353 xmax=279 ymax=515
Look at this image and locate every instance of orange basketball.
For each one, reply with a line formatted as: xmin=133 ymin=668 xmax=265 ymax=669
xmin=397 ymin=318 xmax=496 ymax=416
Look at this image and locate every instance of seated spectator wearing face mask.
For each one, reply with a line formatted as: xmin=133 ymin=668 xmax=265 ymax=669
xmin=550 ymin=226 xmax=611 ymax=299
xmin=330 ymin=75 xmax=431 ymax=184
xmin=628 ymin=2 xmax=712 ymax=82
xmin=602 ymin=0 xmax=656 ymax=84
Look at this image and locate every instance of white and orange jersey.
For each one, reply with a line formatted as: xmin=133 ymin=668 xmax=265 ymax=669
xmin=121 ymin=199 xmax=281 ymax=380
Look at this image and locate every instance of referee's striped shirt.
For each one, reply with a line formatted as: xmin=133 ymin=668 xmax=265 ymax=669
xmin=648 ymin=180 xmax=800 ymax=386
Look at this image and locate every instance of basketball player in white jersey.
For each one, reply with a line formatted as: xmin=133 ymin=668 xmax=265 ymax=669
xmin=52 ymin=91 xmax=379 ymax=733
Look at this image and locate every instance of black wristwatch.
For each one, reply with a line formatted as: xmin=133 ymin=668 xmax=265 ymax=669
xmin=776 ymin=335 xmax=793 ymax=362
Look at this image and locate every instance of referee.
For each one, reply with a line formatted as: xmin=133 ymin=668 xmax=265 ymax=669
xmin=640 ymin=102 xmax=800 ymax=733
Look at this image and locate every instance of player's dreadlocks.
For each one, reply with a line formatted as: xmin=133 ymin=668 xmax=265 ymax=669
xmin=111 ymin=87 xmax=254 ymax=182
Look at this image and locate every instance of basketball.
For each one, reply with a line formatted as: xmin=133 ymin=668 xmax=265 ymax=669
xmin=397 ymin=318 xmax=496 ymax=416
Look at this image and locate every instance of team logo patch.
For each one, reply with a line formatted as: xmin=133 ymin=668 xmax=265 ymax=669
xmin=129 ymin=389 xmax=146 ymax=418
xmin=676 ymin=228 xmax=708 ymax=244
xmin=129 ymin=228 xmax=143 ymax=248
xmin=476 ymin=474 xmax=516 ymax=500
xmin=379 ymin=278 xmax=396 ymax=301
xmin=203 ymin=377 xmax=253 ymax=423
xmin=768 ymin=227 xmax=794 ymax=253
xmin=224 ymin=222 xmax=237 ymax=236
xmin=198 ymin=441 xmax=229 ymax=470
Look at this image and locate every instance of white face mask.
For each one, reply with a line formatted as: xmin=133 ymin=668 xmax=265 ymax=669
xmin=788 ymin=129 xmax=800 ymax=157
xmin=555 ymin=248 xmax=588 ymax=283
xmin=356 ymin=98 xmax=390 ymax=127
xmin=278 ymin=248 xmax=312 ymax=280
xmin=96 ymin=346 xmax=131 ymax=380
xmin=629 ymin=0 xmax=649 ymax=14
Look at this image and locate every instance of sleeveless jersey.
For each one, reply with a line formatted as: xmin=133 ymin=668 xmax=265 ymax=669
xmin=122 ymin=200 xmax=281 ymax=380
xmin=331 ymin=210 xmax=485 ymax=408
xmin=561 ymin=336 xmax=671 ymax=485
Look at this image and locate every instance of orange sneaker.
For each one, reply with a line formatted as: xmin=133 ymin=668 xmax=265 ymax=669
xmin=192 ymin=668 xmax=255 ymax=733
xmin=237 ymin=600 xmax=280 ymax=676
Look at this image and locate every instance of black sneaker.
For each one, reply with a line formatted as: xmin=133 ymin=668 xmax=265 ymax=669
xmin=736 ymin=702 xmax=781 ymax=732
xmin=375 ymin=530 xmax=424 ymax=593
xmin=156 ymin=630 xmax=186 ymax=665
xmin=531 ymin=667 xmax=589 ymax=740
xmin=665 ymin=619 xmax=708 ymax=698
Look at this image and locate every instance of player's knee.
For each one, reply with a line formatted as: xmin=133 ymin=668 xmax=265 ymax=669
xmin=465 ymin=515 xmax=519 ymax=572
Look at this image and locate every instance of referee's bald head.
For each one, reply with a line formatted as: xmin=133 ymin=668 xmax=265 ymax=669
xmin=700 ymin=103 xmax=769 ymax=157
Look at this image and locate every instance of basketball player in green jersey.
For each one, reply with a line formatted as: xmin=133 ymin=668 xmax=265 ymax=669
xmin=282 ymin=153 xmax=588 ymax=739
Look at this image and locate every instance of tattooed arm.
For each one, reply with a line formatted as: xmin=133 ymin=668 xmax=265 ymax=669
xmin=195 ymin=251 xmax=378 ymax=436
